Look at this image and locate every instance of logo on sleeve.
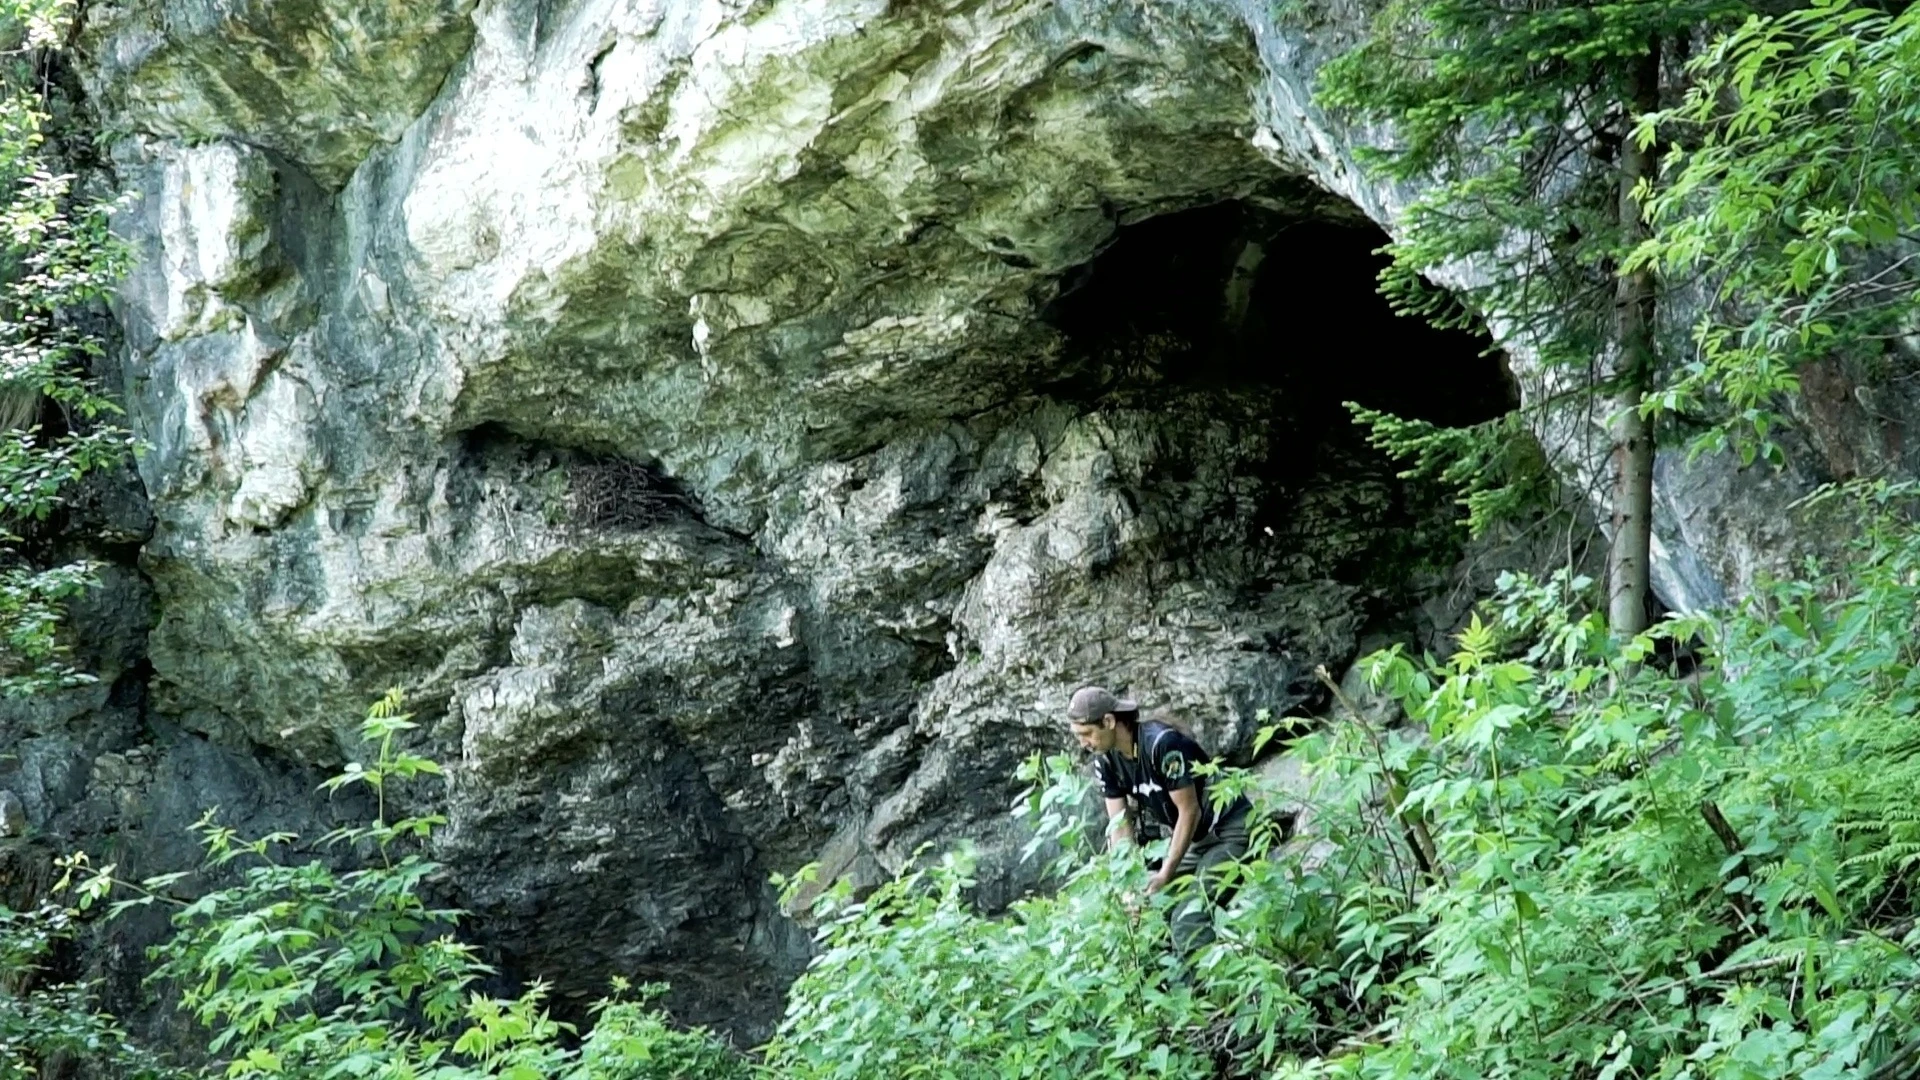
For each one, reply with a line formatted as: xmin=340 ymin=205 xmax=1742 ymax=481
xmin=1161 ymin=750 xmax=1187 ymax=781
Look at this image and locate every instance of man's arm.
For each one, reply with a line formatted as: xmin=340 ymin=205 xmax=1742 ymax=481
xmin=1146 ymin=785 xmax=1201 ymax=894
xmin=1104 ymin=797 xmax=1135 ymax=849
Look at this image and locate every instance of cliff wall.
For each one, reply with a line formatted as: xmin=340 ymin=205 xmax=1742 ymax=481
xmin=0 ymin=0 xmax=1893 ymax=1036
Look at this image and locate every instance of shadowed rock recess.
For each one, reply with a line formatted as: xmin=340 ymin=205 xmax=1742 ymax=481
xmin=0 ymin=0 xmax=1875 ymax=1040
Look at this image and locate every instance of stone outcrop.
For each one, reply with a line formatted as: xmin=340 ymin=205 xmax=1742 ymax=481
xmin=0 ymin=0 xmax=1884 ymax=1038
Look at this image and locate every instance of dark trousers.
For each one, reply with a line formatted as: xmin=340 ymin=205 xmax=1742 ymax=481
xmin=1168 ymin=803 xmax=1252 ymax=955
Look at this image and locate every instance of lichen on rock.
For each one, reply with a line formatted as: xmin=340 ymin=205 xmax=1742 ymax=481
xmin=86 ymin=0 xmax=481 ymax=189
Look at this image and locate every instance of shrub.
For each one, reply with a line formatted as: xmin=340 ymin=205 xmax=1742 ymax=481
xmin=0 ymin=901 xmax=182 ymax=1079
xmin=764 ymin=756 xmax=1307 ymax=1079
xmin=762 ymin=481 xmax=1920 ymax=1080
xmin=70 ymin=691 xmax=748 ymax=1080
xmin=0 ymin=0 xmax=133 ymax=696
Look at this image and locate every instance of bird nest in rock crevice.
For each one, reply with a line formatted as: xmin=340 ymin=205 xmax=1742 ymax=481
xmin=564 ymin=456 xmax=690 ymax=531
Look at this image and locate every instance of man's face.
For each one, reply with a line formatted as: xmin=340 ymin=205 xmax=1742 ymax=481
xmin=1069 ymin=716 xmax=1117 ymax=754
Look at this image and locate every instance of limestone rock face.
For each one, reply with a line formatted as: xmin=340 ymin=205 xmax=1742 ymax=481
xmin=56 ymin=0 xmax=1883 ymax=1036
xmin=87 ymin=0 xmax=479 ymax=188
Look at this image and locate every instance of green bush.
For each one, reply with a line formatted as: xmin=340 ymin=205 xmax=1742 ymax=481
xmin=0 ymin=0 xmax=154 ymax=1071
xmin=1301 ymin=483 xmax=1920 ymax=1079
xmin=42 ymin=501 xmax=1920 ymax=1080
xmin=763 ymin=481 xmax=1920 ymax=1080
xmin=1636 ymin=0 xmax=1920 ymax=462
xmin=578 ymin=983 xmax=753 ymax=1080
xmin=763 ymin=754 xmax=1331 ymax=1078
xmin=0 ymin=0 xmax=133 ymax=697
xmin=766 ymin=827 xmax=1205 ymax=1078
xmin=74 ymin=691 xmax=748 ymax=1080
xmin=0 ymin=902 xmax=180 ymax=1079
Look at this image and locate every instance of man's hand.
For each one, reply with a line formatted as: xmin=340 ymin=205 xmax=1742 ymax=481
xmin=1144 ymin=870 xmax=1173 ymax=896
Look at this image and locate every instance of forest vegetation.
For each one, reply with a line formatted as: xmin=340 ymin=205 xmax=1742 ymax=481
xmin=9 ymin=0 xmax=1920 ymax=1076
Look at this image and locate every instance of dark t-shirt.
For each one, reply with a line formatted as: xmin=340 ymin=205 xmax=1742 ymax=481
xmin=1094 ymin=720 xmax=1249 ymax=837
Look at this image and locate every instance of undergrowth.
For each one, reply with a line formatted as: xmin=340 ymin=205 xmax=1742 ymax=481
xmin=0 ymin=902 xmax=176 ymax=1080
xmin=15 ymin=486 xmax=1920 ymax=1079
xmin=54 ymin=691 xmax=749 ymax=1080
xmin=764 ymin=479 xmax=1920 ymax=1080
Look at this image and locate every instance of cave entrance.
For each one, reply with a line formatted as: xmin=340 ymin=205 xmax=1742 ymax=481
xmin=1042 ymin=198 xmax=1518 ymax=636
xmin=1045 ymin=200 xmax=1513 ymax=430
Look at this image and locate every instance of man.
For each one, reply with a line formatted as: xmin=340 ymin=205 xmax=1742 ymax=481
xmin=1066 ymin=685 xmax=1252 ymax=954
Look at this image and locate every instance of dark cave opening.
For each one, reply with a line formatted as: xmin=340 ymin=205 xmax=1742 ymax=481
xmin=1043 ymin=199 xmax=1519 ymax=639
xmin=1045 ymin=200 xmax=1513 ymax=431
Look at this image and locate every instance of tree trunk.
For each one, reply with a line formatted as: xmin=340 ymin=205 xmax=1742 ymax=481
xmin=1608 ymin=40 xmax=1661 ymax=639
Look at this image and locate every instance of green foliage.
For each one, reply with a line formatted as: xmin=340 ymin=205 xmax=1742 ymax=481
xmin=1317 ymin=0 xmax=1754 ymax=539
xmin=0 ymin=2 xmax=144 ymax=1066
xmin=1318 ymin=0 xmax=1737 ymax=354
xmin=763 ymin=761 xmax=1250 ymax=1079
xmin=1287 ymin=486 xmax=1920 ymax=1078
xmin=767 ymin=484 xmax=1920 ymax=1080
xmin=1634 ymin=0 xmax=1920 ymax=466
xmin=763 ymin=751 xmax=1410 ymax=1078
xmin=1347 ymin=404 xmax=1557 ymax=536
xmin=70 ymin=692 xmax=747 ymax=1080
xmin=578 ymin=982 xmax=753 ymax=1080
xmin=0 ymin=902 xmax=182 ymax=1079
xmin=0 ymin=0 xmax=131 ymax=696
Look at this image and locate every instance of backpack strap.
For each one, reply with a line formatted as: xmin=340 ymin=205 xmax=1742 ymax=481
xmin=1141 ymin=721 xmax=1169 ymax=772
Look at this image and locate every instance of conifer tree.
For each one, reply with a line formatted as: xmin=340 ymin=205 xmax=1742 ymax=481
xmin=1322 ymin=0 xmax=1745 ymax=635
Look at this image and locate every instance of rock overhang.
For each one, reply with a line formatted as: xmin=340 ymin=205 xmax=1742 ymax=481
xmin=76 ymin=0 xmax=1769 ymax=1039
xmin=359 ymin=0 xmax=1287 ymax=520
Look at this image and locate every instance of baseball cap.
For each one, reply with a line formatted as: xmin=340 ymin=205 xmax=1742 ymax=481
xmin=1066 ymin=686 xmax=1137 ymax=722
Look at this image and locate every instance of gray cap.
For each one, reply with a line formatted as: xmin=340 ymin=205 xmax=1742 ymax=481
xmin=1067 ymin=685 xmax=1137 ymax=722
